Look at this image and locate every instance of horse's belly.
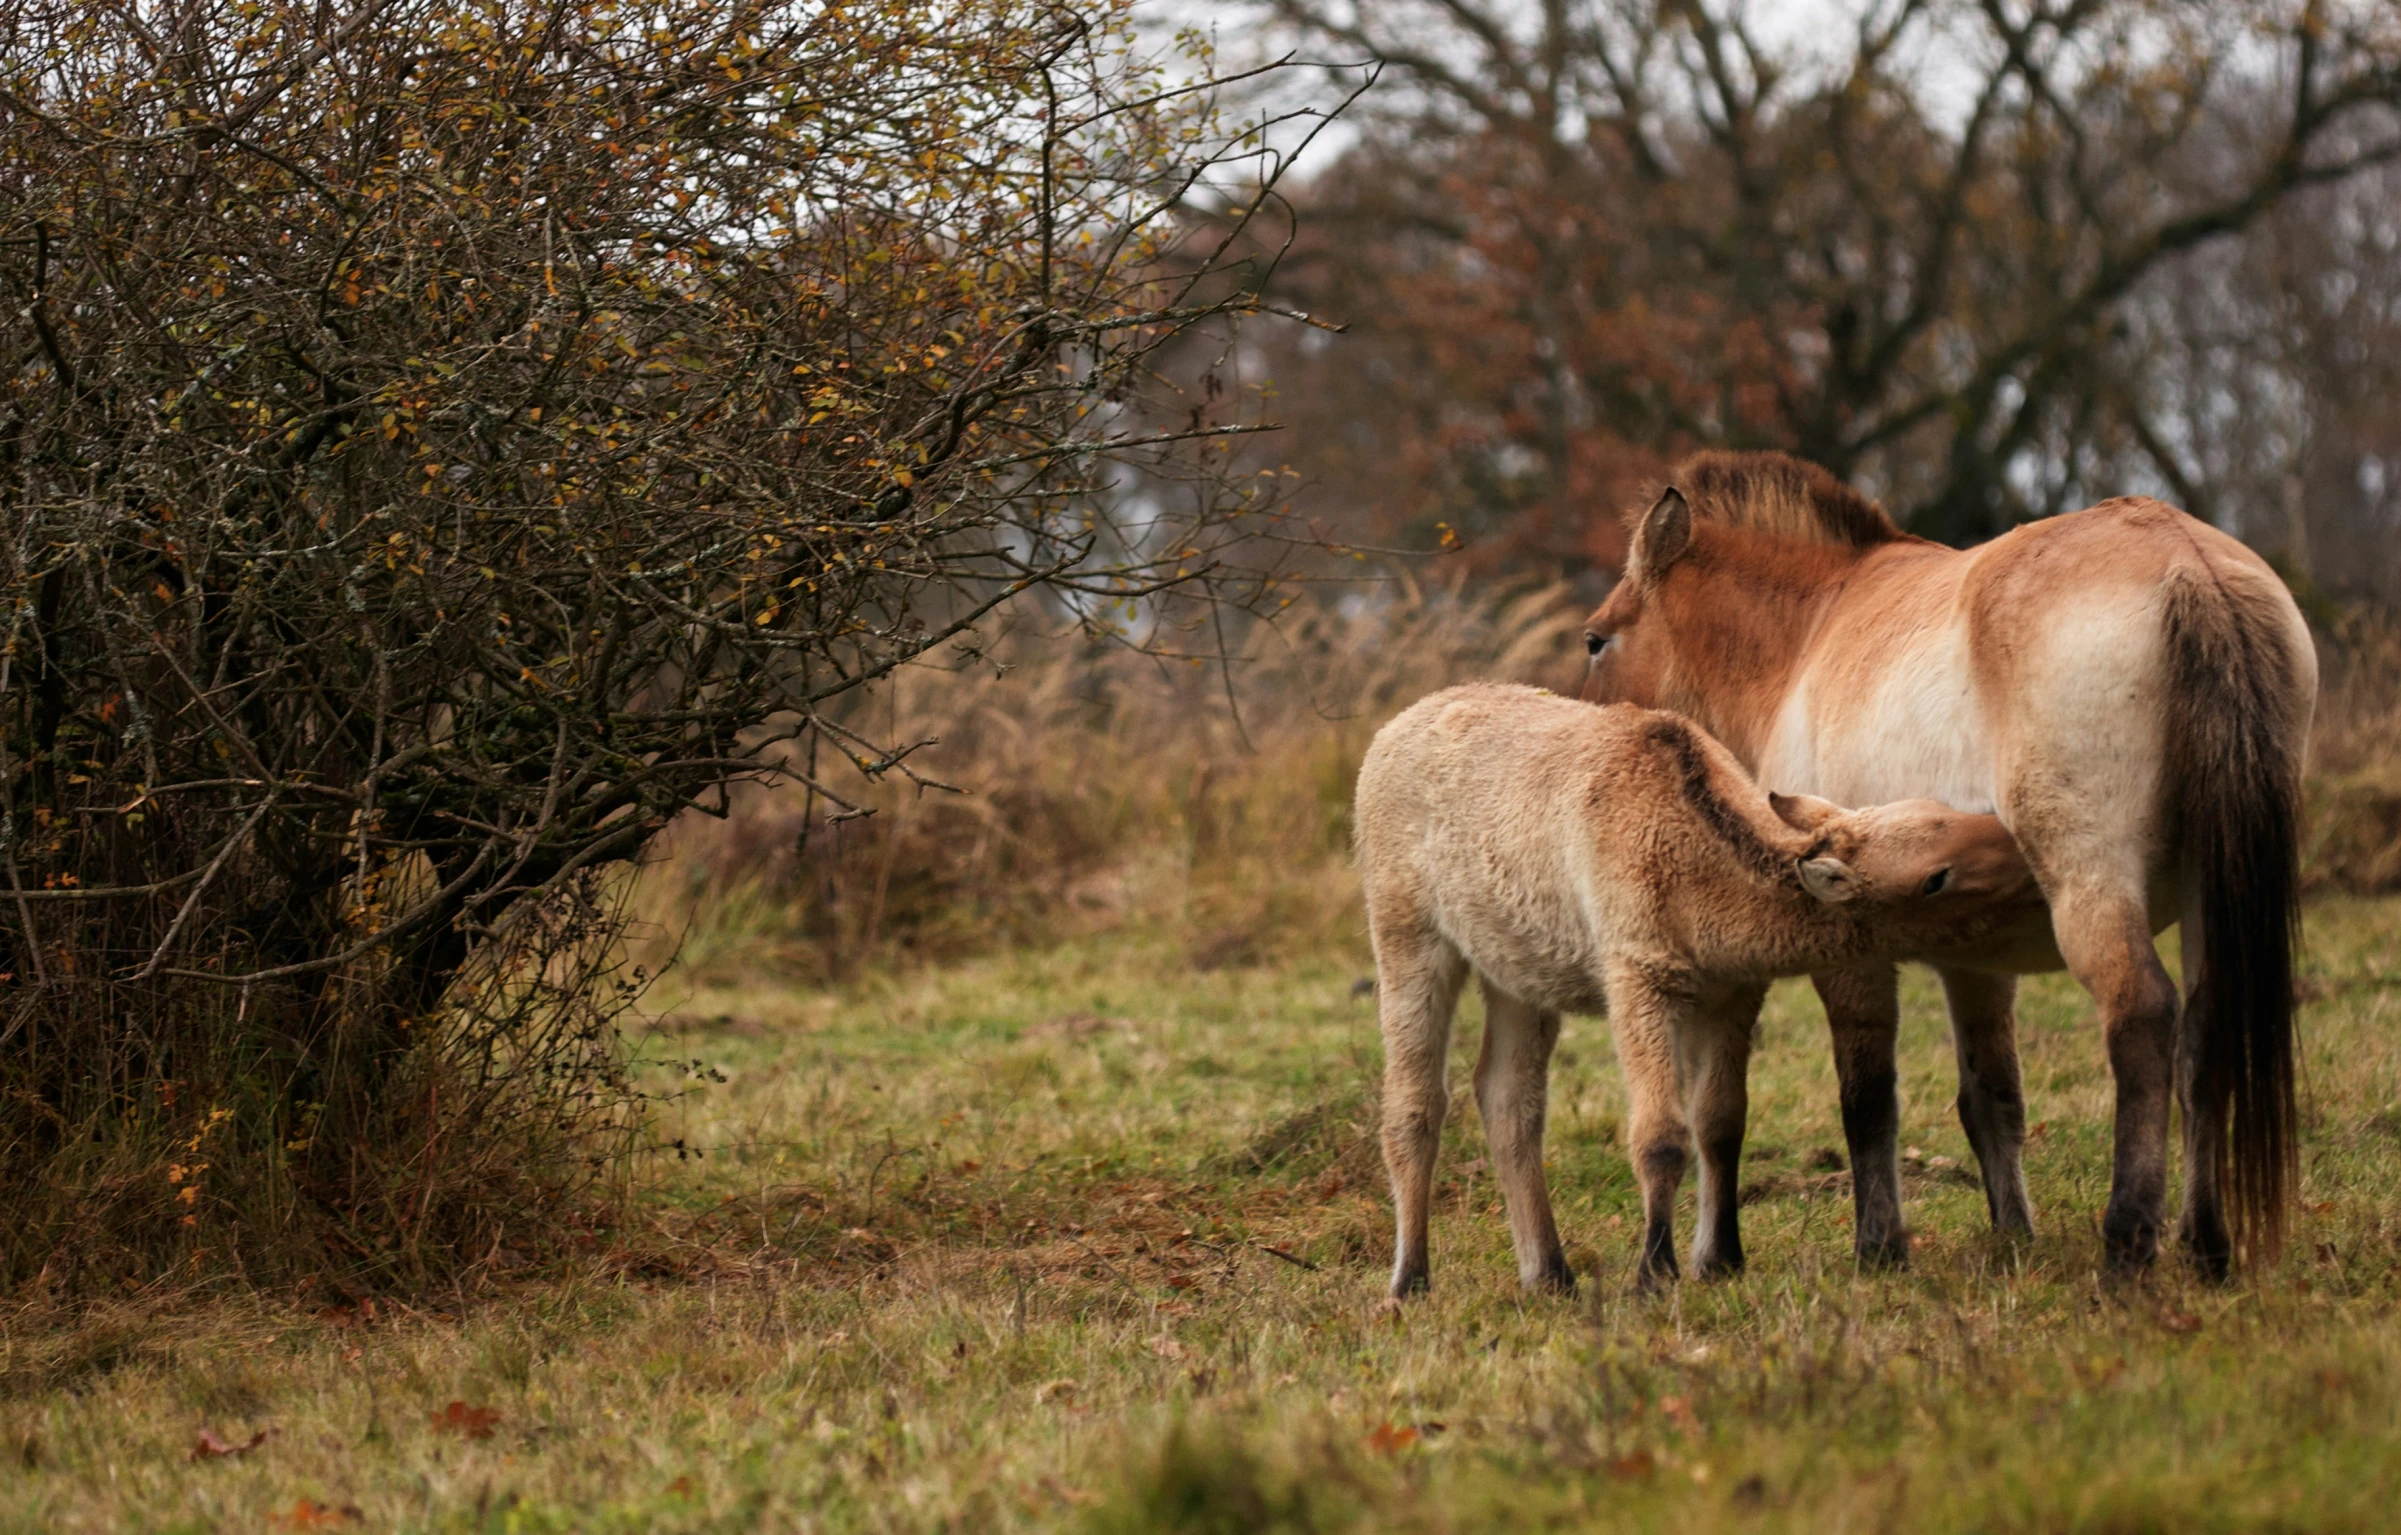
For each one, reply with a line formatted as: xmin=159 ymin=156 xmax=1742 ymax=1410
xmin=1757 ymin=630 xmax=1995 ymax=811
xmin=1427 ymin=887 xmax=1612 ymax=1016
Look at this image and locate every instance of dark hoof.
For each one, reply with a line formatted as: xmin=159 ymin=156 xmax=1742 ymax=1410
xmin=2179 ymin=1223 xmax=2233 ymax=1284
xmin=1635 ymin=1259 xmax=1680 ymax=1294
xmin=1389 ymin=1266 xmax=1429 ymax=1300
xmin=1525 ymin=1258 xmax=1578 ymax=1296
xmin=1693 ymin=1250 xmax=1746 ymax=1282
xmin=1989 ymin=1210 xmax=2037 ymax=1242
xmin=2102 ymin=1208 xmax=2160 ymax=1275
xmin=1854 ymin=1233 xmax=1910 ymax=1271
xmin=1983 ymin=1182 xmax=2036 ymax=1238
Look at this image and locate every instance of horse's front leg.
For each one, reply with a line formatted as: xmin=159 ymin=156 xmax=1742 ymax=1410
xmin=1685 ymin=983 xmax=1766 ymax=1279
xmin=1812 ymin=963 xmax=1908 ymax=1268
xmin=1606 ymin=961 xmax=1695 ymax=1290
xmin=1937 ymin=966 xmax=2035 ymax=1238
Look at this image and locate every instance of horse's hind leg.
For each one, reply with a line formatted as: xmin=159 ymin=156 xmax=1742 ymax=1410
xmin=1937 ymin=967 xmax=2035 ymax=1238
xmin=2048 ymin=882 xmax=2179 ymax=1273
xmin=1373 ymin=911 xmax=1468 ymax=1299
xmin=1812 ymin=963 xmax=1908 ymax=1268
xmin=1685 ymin=984 xmax=1766 ymax=1279
xmin=1472 ymin=980 xmax=1573 ymax=1294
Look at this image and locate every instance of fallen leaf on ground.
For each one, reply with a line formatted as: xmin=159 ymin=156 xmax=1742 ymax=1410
xmin=1147 ymin=1335 xmax=1187 ymax=1360
xmin=2157 ymin=1310 xmax=2203 ymax=1336
xmin=1365 ymin=1422 xmax=1420 ymax=1454
xmin=1608 ymin=1449 xmax=1656 ymax=1480
xmin=430 ymin=1401 xmax=501 ymax=1440
xmin=269 ymin=1500 xmax=363 ymax=1529
xmin=190 ymin=1427 xmax=269 ymax=1461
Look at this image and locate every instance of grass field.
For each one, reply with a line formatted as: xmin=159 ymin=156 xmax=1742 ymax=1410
xmin=3 ymin=889 xmax=2397 ymax=1533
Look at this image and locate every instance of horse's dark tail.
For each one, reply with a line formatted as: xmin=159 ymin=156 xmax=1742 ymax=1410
xmin=2161 ymin=564 xmax=2308 ymax=1264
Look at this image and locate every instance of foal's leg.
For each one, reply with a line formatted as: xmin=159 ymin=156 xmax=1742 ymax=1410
xmin=1684 ymin=984 xmax=1766 ymax=1279
xmin=2175 ymin=881 xmax=2232 ymax=1280
xmin=1374 ymin=914 xmax=1468 ymax=1298
xmin=2048 ymin=882 xmax=2180 ymax=1273
xmin=1605 ymin=962 xmax=1694 ymax=1290
xmin=1937 ymin=967 xmax=2035 ymax=1238
xmin=1473 ymin=980 xmax=1574 ymax=1294
xmin=1812 ymin=963 xmax=1908 ymax=1268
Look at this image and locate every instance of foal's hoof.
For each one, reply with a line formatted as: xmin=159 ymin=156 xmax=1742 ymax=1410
xmin=1388 ymin=1266 xmax=1430 ymax=1301
xmin=2179 ymin=1235 xmax=2232 ymax=1284
xmin=2102 ymin=1207 xmax=2160 ymax=1277
xmin=1853 ymin=1233 xmax=1910 ymax=1272
xmin=1522 ymin=1259 xmax=1577 ymax=1297
xmin=1693 ymin=1252 xmax=1746 ymax=1282
xmin=1634 ymin=1261 xmax=1680 ymax=1295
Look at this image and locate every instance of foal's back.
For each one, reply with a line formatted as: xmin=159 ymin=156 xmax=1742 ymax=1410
xmin=1356 ymin=684 xmax=1668 ymax=1014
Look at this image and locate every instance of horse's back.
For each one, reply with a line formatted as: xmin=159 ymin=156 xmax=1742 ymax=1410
xmin=1770 ymin=496 xmax=2313 ymax=910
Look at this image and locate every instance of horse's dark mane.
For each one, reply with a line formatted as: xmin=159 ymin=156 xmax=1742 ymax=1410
xmin=1660 ymin=450 xmax=1902 ymax=549
xmin=1641 ymin=718 xmax=1793 ymax=886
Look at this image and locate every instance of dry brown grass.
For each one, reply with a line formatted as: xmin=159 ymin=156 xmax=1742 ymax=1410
xmin=642 ymin=585 xmax=2401 ymax=984
xmin=2308 ymin=605 xmax=2401 ymax=894
xmin=634 ymin=583 xmax=1588 ymax=982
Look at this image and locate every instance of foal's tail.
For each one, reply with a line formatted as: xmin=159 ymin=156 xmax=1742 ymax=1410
xmin=2161 ymin=564 xmax=2308 ymax=1262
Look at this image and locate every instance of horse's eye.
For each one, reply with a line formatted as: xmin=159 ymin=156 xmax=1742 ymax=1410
xmin=1584 ymin=632 xmax=1608 ymax=657
xmin=1922 ymin=868 xmax=1951 ymax=895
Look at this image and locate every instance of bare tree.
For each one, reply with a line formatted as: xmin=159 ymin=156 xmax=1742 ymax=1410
xmin=1232 ymin=0 xmax=2401 ymax=557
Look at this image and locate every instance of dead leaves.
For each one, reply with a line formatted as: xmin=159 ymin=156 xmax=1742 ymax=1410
xmin=190 ymin=1427 xmax=269 ymax=1461
xmin=430 ymin=1400 xmax=502 ymax=1440
xmin=270 ymin=1500 xmax=364 ymax=1529
xmin=1363 ymin=1421 xmax=1419 ymax=1454
xmin=1365 ymin=1420 xmax=1444 ymax=1454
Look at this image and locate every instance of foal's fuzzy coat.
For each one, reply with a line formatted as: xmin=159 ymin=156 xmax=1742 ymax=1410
xmin=1355 ymin=685 xmax=2041 ymax=1295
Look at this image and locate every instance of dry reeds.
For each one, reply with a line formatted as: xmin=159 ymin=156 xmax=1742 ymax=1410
xmin=646 ymin=585 xmax=2401 ymax=988
xmin=2307 ymin=605 xmax=2401 ymax=893
xmin=638 ymin=584 xmax=1588 ymax=981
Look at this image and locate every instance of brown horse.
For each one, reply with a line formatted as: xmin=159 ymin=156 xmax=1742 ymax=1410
xmin=1579 ymin=452 xmax=2315 ymax=1275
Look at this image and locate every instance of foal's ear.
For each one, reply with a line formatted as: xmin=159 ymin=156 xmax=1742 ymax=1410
xmin=1632 ymin=487 xmax=1692 ymax=582
xmin=1798 ymin=856 xmax=1860 ymax=903
xmin=1767 ymin=790 xmax=1846 ymax=833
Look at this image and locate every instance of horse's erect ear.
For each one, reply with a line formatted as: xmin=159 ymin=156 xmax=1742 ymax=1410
xmin=1633 ymin=487 xmax=1692 ymax=582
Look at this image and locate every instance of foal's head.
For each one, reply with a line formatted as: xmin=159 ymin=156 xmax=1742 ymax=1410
xmin=1769 ymin=792 xmax=2038 ymax=917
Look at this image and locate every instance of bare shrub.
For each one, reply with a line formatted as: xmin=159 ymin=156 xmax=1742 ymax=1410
xmin=0 ymin=0 xmax=1337 ymax=1290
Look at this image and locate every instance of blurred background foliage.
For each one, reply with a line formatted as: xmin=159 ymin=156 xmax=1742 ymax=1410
xmin=1211 ymin=0 xmax=2401 ymax=601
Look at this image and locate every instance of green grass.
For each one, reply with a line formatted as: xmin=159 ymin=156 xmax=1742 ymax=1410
xmin=3 ymin=897 xmax=2399 ymax=1532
